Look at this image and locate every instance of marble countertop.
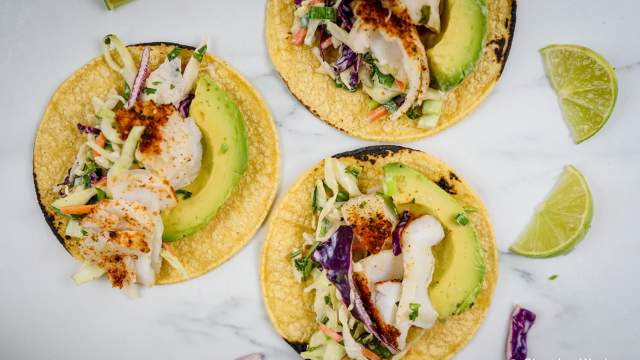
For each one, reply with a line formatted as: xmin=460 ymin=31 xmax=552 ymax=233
xmin=1 ymin=0 xmax=639 ymax=359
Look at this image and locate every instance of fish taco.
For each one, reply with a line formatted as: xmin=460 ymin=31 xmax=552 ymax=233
xmin=266 ymin=0 xmax=516 ymax=142
xmin=34 ymin=35 xmax=279 ymax=294
xmin=261 ymin=145 xmax=496 ymax=359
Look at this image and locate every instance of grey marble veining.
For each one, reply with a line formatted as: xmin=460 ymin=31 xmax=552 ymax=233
xmin=1 ymin=0 xmax=639 ymax=359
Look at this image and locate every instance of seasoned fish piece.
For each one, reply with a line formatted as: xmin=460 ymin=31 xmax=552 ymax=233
xmin=79 ymin=199 xmax=162 ymax=288
xmin=115 ymin=101 xmax=203 ymax=189
xmin=351 ymin=0 xmax=430 ymax=120
xmin=341 ymin=194 xmax=398 ymax=254
xmin=108 ymin=169 xmax=177 ymax=213
xmin=380 ymin=0 xmax=441 ymax=31
xmin=395 ymin=215 xmax=444 ymax=349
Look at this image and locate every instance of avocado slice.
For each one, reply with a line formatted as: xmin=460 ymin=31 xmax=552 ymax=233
xmin=161 ymin=73 xmax=248 ymax=242
xmin=383 ymin=162 xmax=485 ymax=318
xmin=427 ymin=0 xmax=487 ymax=91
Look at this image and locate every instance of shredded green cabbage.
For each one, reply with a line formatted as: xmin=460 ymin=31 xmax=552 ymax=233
xmin=103 ymin=34 xmax=137 ymax=86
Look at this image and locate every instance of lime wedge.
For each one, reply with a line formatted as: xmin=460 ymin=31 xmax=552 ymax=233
xmin=510 ymin=165 xmax=593 ymax=258
xmin=104 ymin=0 xmax=132 ymax=10
xmin=540 ymin=45 xmax=618 ymax=143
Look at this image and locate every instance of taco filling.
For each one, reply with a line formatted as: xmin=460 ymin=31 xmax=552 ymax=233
xmin=289 ymin=157 xmax=485 ymax=359
xmin=289 ymin=0 xmax=482 ymax=128
xmin=50 ymin=35 xmax=249 ymax=293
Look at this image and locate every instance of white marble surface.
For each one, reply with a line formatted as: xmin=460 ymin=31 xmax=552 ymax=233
xmin=1 ymin=0 xmax=639 ymax=359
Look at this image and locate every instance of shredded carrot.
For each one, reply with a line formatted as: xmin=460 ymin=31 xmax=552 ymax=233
xmin=321 ymin=36 xmax=333 ymax=49
xmin=310 ymin=0 xmax=325 ymax=4
xmin=59 ymin=204 xmax=96 ymax=215
xmin=318 ymin=323 xmax=343 ymax=342
xmin=162 ymin=242 xmax=176 ymax=255
xmin=292 ymin=28 xmax=308 ymax=46
xmin=94 ymin=178 xmax=107 ymax=188
xmin=395 ymin=80 xmax=406 ymax=92
xmin=366 ymin=105 xmax=389 ymax=122
xmin=93 ymin=133 xmax=106 ymax=157
xmin=362 ymin=348 xmax=381 ymax=360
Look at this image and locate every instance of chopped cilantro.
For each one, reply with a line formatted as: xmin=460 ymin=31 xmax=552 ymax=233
xmin=95 ymin=188 xmax=107 ymax=201
xmin=367 ymin=338 xmax=392 ymax=358
xmin=312 ymin=186 xmax=319 ymax=213
xmin=419 ymin=5 xmax=431 ymax=24
xmin=549 ymin=274 xmax=558 ymax=281
xmin=123 ymin=82 xmax=131 ymax=101
xmin=455 ymin=213 xmax=469 ymax=226
xmin=345 ymin=165 xmax=360 ymax=178
xmin=319 ymin=218 xmax=331 ymax=237
xmin=374 ymin=67 xmax=395 ymax=87
xmin=294 ymin=256 xmax=316 ymax=281
xmin=382 ymin=99 xmax=398 ymax=113
xmin=142 ymin=87 xmax=157 ymax=95
xmin=409 ymin=303 xmax=420 ymax=321
xmin=193 ymin=45 xmax=208 ymax=62
xmin=407 ymin=105 xmax=422 ymax=119
xmin=176 ymin=189 xmax=192 ymax=200
xmin=324 ymin=295 xmax=332 ymax=306
xmin=290 ymin=249 xmax=301 ymax=259
xmin=307 ymin=6 xmax=337 ymax=22
xmin=336 ymin=190 xmax=350 ymax=202
xmin=167 ymin=47 xmax=182 ymax=61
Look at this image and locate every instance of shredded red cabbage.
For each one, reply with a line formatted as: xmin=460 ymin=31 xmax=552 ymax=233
xmin=294 ymin=0 xmax=302 ymax=5
xmin=125 ymin=47 xmax=151 ymax=109
xmin=90 ymin=171 xmax=103 ymax=184
xmin=392 ymin=211 xmax=410 ymax=256
xmin=312 ymin=226 xmax=399 ymax=354
xmin=334 ymin=45 xmax=358 ymax=74
xmin=507 ymin=305 xmax=536 ymax=360
xmin=393 ymin=94 xmax=406 ymax=107
xmin=337 ymin=0 xmax=354 ymax=31
xmin=348 ymin=56 xmax=360 ymax=89
xmin=76 ymin=123 xmax=101 ymax=135
xmin=178 ymin=94 xmax=194 ymax=118
xmin=317 ymin=25 xmax=329 ymax=61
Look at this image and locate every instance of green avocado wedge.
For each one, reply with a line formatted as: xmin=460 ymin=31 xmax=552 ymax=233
xmin=383 ymin=162 xmax=485 ymax=318
xmin=161 ymin=73 xmax=249 ymax=242
xmin=427 ymin=0 xmax=488 ymax=91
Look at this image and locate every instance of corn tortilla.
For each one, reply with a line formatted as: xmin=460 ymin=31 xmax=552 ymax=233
xmin=265 ymin=0 xmax=516 ymax=142
xmin=261 ymin=145 xmax=497 ymax=358
xmin=33 ymin=43 xmax=280 ymax=284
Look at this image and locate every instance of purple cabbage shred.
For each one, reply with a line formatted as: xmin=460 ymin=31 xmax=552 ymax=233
xmin=178 ymin=94 xmax=194 ymax=118
xmin=334 ymin=45 xmax=358 ymax=74
xmin=76 ymin=123 xmax=101 ymax=135
xmin=337 ymin=0 xmax=354 ymax=31
xmin=507 ymin=305 xmax=536 ymax=360
xmin=392 ymin=211 xmax=410 ymax=256
xmin=126 ymin=47 xmax=151 ymax=109
xmin=348 ymin=56 xmax=360 ymax=89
